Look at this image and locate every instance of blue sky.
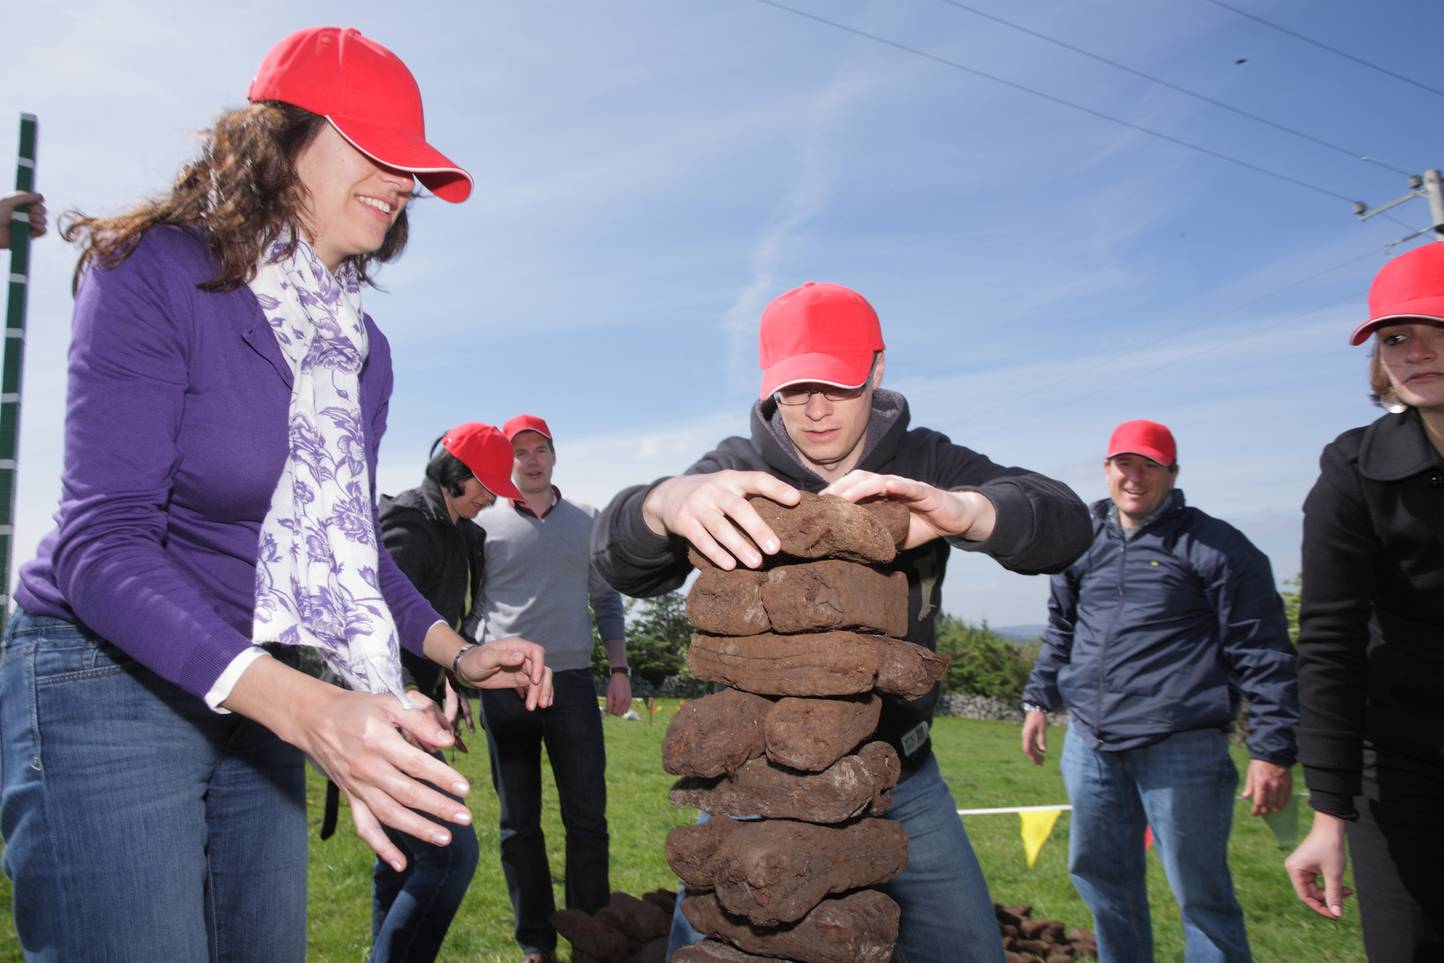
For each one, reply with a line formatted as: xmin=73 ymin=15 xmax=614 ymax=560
xmin=4 ymin=0 xmax=1441 ymax=626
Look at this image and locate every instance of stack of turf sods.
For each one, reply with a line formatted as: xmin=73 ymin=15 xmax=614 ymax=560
xmin=662 ymin=493 xmax=950 ymax=963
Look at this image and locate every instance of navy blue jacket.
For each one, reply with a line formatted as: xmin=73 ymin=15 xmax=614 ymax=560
xmin=1023 ymin=489 xmax=1298 ymax=765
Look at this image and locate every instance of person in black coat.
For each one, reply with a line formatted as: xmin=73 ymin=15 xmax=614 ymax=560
xmin=1284 ymin=243 xmax=1444 ymax=961
xmin=371 ymin=422 xmax=525 ymax=963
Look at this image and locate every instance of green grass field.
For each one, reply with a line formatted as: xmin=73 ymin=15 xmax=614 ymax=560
xmin=0 ymin=708 xmax=1364 ymax=962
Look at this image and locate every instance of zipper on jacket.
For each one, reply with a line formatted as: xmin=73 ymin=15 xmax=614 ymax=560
xmin=1096 ymin=526 xmax=1135 ymax=746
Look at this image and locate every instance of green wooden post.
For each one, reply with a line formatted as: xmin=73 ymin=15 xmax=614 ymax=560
xmin=2 ymin=113 xmax=38 ymax=618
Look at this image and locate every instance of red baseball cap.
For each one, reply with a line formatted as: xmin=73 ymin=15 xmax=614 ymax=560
xmin=440 ymin=423 xmax=523 ymax=499
xmin=1350 ymin=242 xmax=1444 ymax=345
xmin=1107 ymin=420 xmax=1177 ymax=467
xmin=758 ymin=282 xmax=885 ymax=400
xmin=502 ymin=414 xmax=552 ymax=442
xmin=248 ymin=27 xmax=473 ymax=203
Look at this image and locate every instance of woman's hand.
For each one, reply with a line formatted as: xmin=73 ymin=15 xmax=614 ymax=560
xmin=459 ymin=635 xmax=554 ymax=710
xmin=222 ymin=657 xmax=474 ymax=872
xmin=1284 ymin=811 xmax=1354 ymax=920
xmin=422 ymin=623 xmax=552 ymax=711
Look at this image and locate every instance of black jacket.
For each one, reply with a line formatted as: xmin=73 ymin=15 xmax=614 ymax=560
xmin=1025 ymin=489 xmax=1297 ymax=763
xmin=1298 ymin=409 xmax=1444 ymax=818
xmin=379 ymin=479 xmax=487 ymax=696
xmin=592 ymin=389 xmax=1092 ymax=775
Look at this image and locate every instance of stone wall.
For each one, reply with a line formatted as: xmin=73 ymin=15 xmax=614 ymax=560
xmin=934 ymin=693 xmax=1068 ymax=726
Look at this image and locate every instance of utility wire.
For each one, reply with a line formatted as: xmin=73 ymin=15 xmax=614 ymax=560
xmin=933 ymin=0 xmax=1414 ymax=177
xmin=1204 ymin=0 xmax=1444 ymax=101
xmin=751 ymin=0 xmax=1360 ymax=203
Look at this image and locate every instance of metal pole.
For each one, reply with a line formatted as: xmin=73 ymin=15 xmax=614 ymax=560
xmin=2 ymin=114 xmax=38 ymax=617
xmin=1424 ymin=169 xmax=1444 ymax=238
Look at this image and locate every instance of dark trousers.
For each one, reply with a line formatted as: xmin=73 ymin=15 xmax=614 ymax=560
xmin=1346 ymin=747 xmax=1444 ymax=962
xmin=369 ymin=751 xmax=480 ymax=963
xmin=481 ymin=669 xmax=609 ymax=955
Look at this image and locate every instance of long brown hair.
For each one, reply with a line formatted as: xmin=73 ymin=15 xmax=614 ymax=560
xmin=1368 ymin=342 xmax=1393 ymax=407
xmin=61 ymin=101 xmax=410 ymax=292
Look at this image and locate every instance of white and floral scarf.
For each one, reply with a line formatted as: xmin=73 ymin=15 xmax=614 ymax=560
xmin=248 ymin=235 xmax=407 ymax=701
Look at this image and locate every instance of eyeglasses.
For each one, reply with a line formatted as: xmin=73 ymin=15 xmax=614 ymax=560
xmin=773 ymin=382 xmax=868 ymax=406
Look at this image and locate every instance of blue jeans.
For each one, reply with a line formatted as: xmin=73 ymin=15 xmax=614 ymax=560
xmin=481 ymin=668 xmax=609 ymax=956
xmin=665 ymin=752 xmax=1004 ymax=963
xmin=0 ymin=608 xmax=307 ymax=962
xmin=370 ymin=751 xmax=480 ymax=963
xmin=1061 ymin=727 xmax=1250 ymax=963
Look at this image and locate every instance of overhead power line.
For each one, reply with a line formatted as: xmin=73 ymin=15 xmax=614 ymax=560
xmin=1204 ymin=0 xmax=1444 ymax=101
xmin=933 ymin=0 xmax=1413 ymax=177
xmin=750 ymin=0 xmax=1359 ymax=203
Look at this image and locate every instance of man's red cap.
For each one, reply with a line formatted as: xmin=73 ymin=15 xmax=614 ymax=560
xmin=758 ymin=282 xmax=885 ymax=400
xmin=440 ymin=423 xmax=523 ymax=499
xmin=502 ymin=414 xmax=552 ymax=442
xmin=1107 ymin=420 xmax=1177 ymax=467
xmin=1350 ymin=242 xmax=1444 ymax=345
xmin=248 ymin=27 xmax=473 ymax=203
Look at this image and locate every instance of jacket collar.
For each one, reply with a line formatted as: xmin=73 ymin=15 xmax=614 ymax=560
xmin=1358 ymin=408 xmax=1444 ymax=482
xmin=749 ymin=388 xmax=911 ymax=489
xmin=1092 ymin=487 xmax=1187 ymax=536
xmin=420 ymin=477 xmax=455 ymax=525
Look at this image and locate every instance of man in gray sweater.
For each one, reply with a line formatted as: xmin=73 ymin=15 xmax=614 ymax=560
xmin=469 ymin=413 xmax=630 ymax=963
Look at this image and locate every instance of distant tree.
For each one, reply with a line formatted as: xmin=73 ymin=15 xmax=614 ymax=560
xmin=934 ymin=613 xmax=1034 ymax=701
xmin=593 ymin=592 xmax=692 ymax=688
xmin=1281 ymin=574 xmax=1301 ymax=643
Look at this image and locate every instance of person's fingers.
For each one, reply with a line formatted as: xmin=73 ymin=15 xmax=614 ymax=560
xmin=349 ymin=796 xmax=408 ymax=873
xmin=1284 ymin=863 xmax=1328 ymax=918
xmin=704 ymin=501 xmax=776 ymax=569
xmin=392 ymin=699 xmax=456 ymax=752
xmin=520 ymin=665 xmax=555 ymax=711
xmin=742 ymin=472 xmax=803 ymax=507
xmin=1322 ymin=869 xmax=1346 ymax=919
xmin=334 ymin=742 xmax=470 ymax=851
xmin=675 ymin=512 xmax=749 ymax=570
xmin=820 ymin=472 xmax=885 ymax=501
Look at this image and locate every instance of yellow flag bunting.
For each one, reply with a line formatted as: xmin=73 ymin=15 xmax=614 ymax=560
xmin=1019 ymin=809 xmax=1063 ymax=868
xmin=956 ymin=805 xmax=1072 ymax=868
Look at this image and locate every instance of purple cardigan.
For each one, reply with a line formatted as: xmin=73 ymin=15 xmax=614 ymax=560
xmin=15 ymin=226 xmax=440 ymax=700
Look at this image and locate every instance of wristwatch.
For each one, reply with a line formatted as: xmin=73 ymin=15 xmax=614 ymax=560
xmin=611 ymin=666 xmax=631 ymax=678
xmin=1021 ymin=702 xmax=1047 ymax=714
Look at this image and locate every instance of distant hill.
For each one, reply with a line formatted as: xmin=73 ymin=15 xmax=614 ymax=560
xmin=991 ymin=624 xmax=1047 ymax=643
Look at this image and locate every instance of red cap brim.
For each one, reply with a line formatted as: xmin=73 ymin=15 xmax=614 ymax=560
xmin=328 ymin=116 xmax=473 ymax=203
xmin=759 ymin=351 xmax=873 ymax=400
xmin=1349 ymin=310 xmax=1444 ymax=345
xmin=1107 ymin=446 xmax=1171 ymax=465
xmin=476 ymin=473 xmax=523 ymax=502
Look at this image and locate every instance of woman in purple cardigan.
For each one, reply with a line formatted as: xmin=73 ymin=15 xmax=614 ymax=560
xmin=0 ymin=28 xmax=551 ymax=962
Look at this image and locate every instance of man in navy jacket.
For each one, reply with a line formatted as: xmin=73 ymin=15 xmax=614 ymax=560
xmin=1020 ymin=419 xmax=1297 ymax=963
